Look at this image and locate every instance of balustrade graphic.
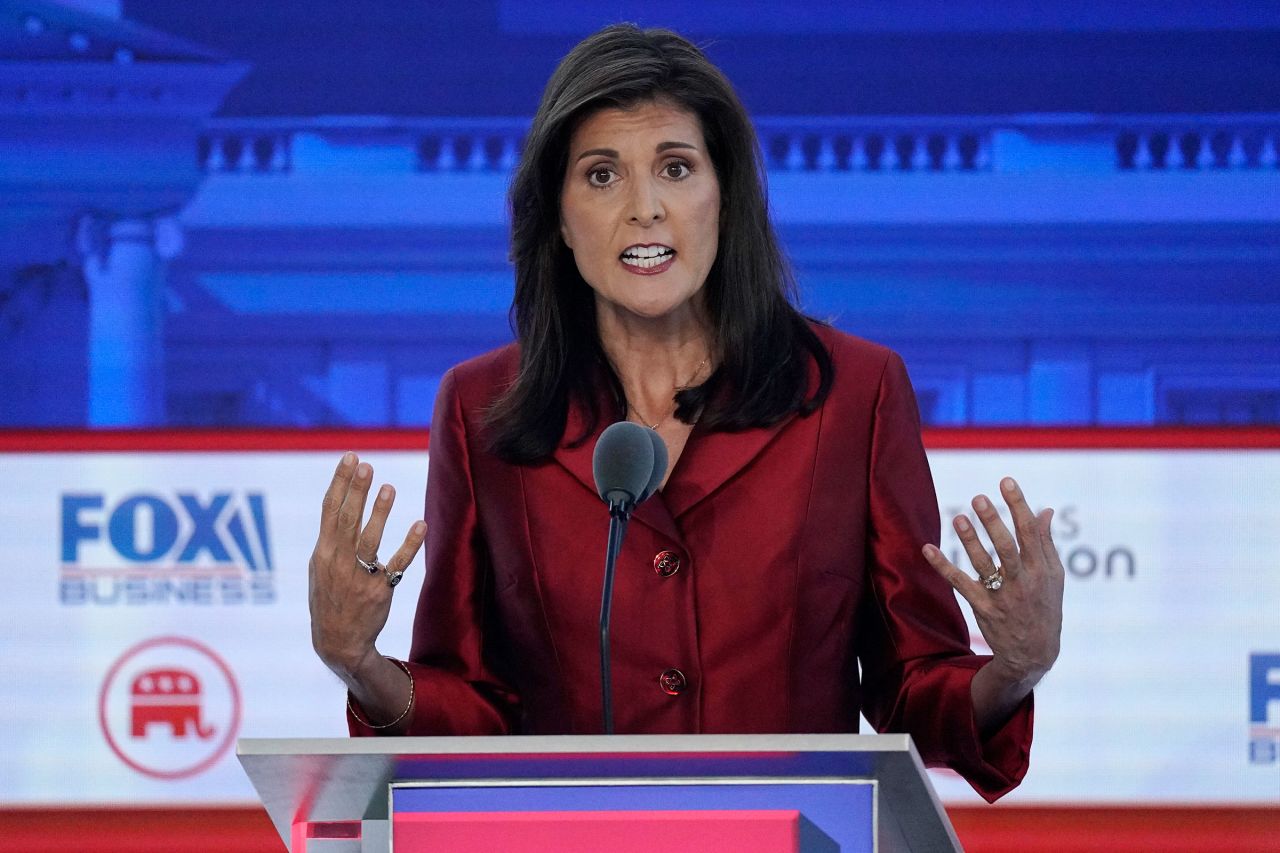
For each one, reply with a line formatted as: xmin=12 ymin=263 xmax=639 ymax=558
xmin=1116 ymin=128 xmax=1280 ymax=170
xmin=197 ymin=115 xmax=1280 ymax=175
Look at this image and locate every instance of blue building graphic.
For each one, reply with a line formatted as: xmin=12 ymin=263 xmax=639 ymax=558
xmin=1 ymin=1 xmax=1278 ymax=430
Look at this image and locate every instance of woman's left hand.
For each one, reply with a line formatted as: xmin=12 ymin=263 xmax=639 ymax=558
xmin=923 ymin=477 xmax=1065 ymax=687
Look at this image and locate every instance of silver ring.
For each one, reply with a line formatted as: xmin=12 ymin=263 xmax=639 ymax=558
xmin=384 ymin=568 xmax=404 ymax=587
xmin=982 ymin=566 xmax=1004 ymax=591
xmin=356 ymin=555 xmax=384 ymax=575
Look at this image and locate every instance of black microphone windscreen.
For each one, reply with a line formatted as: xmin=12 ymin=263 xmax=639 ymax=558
xmin=592 ymin=421 xmax=656 ymax=506
xmin=638 ymin=425 xmax=668 ymax=502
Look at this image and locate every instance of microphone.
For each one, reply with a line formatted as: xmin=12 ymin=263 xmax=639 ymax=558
xmin=638 ymin=426 xmax=668 ymax=503
xmin=593 ymin=421 xmax=666 ymax=514
xmin=592 ymin=422 xmax=667 ymax=734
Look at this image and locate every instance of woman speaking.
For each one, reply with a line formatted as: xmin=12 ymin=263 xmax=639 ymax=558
xmin=308 ymin=24 xmax=1064 ymax=802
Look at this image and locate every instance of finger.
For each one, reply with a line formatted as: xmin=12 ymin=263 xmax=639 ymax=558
xmin=922 ymin=543 xmax=985 ymax=606
xmin=319 ymin=452 xmax=358 ymax=539
xmin=1000 ymin=477 xmax=1046 ymax=570
xmin=385 ymin=521 xmax=428 ymax=575
xmin=972 ymin=492 xmax=1020 ymax=577
xmin=1038 ymin=507 xmax=1054 ymax=548
xmin=953 ymin=513 xmax=998 ymax=580
xmin=356 ymin=483 xmax=396 ymax=563
xmin=1039 ymin=507 xmax=1066 ymax=580
xmin=336 ymin=462 xmax=375 ymax=554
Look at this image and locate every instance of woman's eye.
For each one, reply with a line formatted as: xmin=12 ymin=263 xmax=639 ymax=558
xmin=587 ymin=167 xmax=615 ymax=187
xmin=663 ymin=162 xmax=691 ymax=179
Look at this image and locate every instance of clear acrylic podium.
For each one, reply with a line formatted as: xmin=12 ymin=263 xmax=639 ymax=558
xmin=238 ymin=734 xmax=962 ymax=852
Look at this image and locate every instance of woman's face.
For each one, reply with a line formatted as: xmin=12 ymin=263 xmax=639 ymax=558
xmin=559 ymin=100 xmax=721 ymax=326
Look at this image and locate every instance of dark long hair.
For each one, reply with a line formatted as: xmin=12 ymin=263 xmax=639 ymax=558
xmin=487 ymin=24 xmax=833 ymax=462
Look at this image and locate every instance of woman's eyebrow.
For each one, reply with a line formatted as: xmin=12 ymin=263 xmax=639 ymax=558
xmin=573 ymin=141 xmax=699 ymax=163
xmin=655 ymin=140 xmax=698 ymax=153
xmin=574 ymin=147 xmax=618 ymax=162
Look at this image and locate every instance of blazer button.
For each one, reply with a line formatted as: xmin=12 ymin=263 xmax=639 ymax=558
xmin=659 ymin=668 xmax=687 ymax=695
xmin=653 ymin=550 xmax=681 ymax=577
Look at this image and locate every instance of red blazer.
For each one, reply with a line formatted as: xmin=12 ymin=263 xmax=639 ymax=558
xmin=350 ymin=325 xmax=1032 ymax=801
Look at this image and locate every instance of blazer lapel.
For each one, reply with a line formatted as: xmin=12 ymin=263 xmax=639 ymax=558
xmin=550 ymin=392 xmax=604 ymax=502
xmin=662 ymin=412 xmax=797 ymax=519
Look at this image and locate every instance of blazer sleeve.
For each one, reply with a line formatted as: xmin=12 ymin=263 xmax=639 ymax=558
xmin=856 ymin=351 xmax=1033 ymax=802
xmin=348 ymin=367 xmax=520 ymax=736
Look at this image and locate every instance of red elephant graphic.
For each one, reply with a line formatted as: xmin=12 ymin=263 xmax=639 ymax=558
xmin=129 ymin=667 xmax=215 ymax=739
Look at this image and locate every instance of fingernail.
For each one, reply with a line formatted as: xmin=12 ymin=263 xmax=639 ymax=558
xmin=342 ymin=451 xmax=356 ymax=465
xmin=973 ymin=496 xmax=989 ymax=511
xmin=413 ymin=521 xmax=426 ymax=536
xmin=378 ymin=485 xmax=392 ymax=501
xmin=955 ymin=516 xmax=971 ymax=532
xmin=356 ymin=462 xmax=372 ymax=479
xmin=1002 ymin=477 xmax=1018 ymax=493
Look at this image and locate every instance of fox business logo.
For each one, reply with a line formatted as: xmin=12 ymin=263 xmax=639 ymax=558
xmin=1248 ymin=652 xmax=1280 ymax=765
xmin=59 ymin=491 xmax=275 ymax=606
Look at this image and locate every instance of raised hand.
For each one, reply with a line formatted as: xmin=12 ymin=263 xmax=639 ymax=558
xmin=309 ymin=452 xmax=426 ymax=681
xmin=922 ymin=477 xmax=1065 ymax=726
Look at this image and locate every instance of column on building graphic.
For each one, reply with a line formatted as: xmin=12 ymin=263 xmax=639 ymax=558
xmin=0 ymin=3 xmax=247 ymax=426
xmin=77 ymin=216 xmax=183 ymax=426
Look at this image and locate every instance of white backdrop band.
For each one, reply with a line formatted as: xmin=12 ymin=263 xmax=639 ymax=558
xmin=0 ymin=441 xmax=1276 ymax=804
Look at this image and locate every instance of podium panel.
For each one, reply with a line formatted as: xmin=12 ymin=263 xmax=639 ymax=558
xmin=238 ymin=734 xmax=961 ymax=852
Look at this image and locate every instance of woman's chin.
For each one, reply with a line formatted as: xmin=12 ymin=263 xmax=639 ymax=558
xmin=622 ymin=301 xmax=698 ymax=324
xmin=593 ymin=285 xmax=708 ymax=329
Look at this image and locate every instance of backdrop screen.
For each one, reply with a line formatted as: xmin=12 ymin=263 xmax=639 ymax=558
xmin=1 ymin=431 xmax=1275 ymax=805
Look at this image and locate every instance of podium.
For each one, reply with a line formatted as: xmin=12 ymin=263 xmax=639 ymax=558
xmin=238 ymin=734 xmax=962 ymax=852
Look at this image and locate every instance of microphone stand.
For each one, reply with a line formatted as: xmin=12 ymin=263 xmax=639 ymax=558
xmin=599 ymin=496 xmax=632 ymax=735
xmin=592 ymin=419 xmax=665 ymax=736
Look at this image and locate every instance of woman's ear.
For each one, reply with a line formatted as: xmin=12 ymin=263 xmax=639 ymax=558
xmin=559 ymin=221 xmax=574 ymax=250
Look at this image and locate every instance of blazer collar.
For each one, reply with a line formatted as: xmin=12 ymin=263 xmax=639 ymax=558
xmin=551 ymin=389 xmax=796 ymax=539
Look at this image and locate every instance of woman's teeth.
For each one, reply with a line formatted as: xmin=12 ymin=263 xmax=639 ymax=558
xmin=621 ymin=246 xmax=675 ymax=268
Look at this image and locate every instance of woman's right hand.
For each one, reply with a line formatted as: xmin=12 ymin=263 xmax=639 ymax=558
xmin=309 ymin=452 xmax=426 ymax=682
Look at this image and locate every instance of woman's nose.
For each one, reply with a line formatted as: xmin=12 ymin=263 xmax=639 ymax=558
xmin=627 ymin=179 xmax=665 ymax=225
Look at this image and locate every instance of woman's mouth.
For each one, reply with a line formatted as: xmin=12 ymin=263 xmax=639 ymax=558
xmin=620 ymin=244 xmax=676 ymax=274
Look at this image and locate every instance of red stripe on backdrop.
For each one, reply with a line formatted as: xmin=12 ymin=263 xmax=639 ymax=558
xmin=922 ymin=426 xmax=1280 ymax=450
xmin=946 ymin=805 xmax=1280 ymax=853
xmin=0 ymin=429 xmax=430 ymax=452
xmin=0 ymin=807 xmax=280 ymax=853
xmin=1 ymin=805 xmax=1278 ymax=852
xmin=1 ymin=426 xmax=1278 ymax=452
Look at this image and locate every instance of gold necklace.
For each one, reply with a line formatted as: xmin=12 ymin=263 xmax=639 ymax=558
xmin=627 ymin=357 xmax=709 ymax=431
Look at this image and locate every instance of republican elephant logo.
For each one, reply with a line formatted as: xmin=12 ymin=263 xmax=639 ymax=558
xmin=100 ymin=636 xmax=241 ymax=780
xmin=129 ymin=667 xmax=215 ymax=739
